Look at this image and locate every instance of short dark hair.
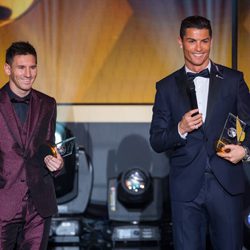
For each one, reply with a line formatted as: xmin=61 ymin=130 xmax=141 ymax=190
xmin=180 ymin=15 xmax=212 ymax=39
xmin=5 ymin=41 xmax=37 ymax=65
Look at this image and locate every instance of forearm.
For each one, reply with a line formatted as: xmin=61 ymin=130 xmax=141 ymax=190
xmin=150 ymin=124 xmax=186 ymax=153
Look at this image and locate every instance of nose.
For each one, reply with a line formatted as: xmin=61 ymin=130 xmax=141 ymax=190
xmin=24 ymin=68 xmax=31 ymax=77
xmin=195 ymin=42 xmax=202 ymax=51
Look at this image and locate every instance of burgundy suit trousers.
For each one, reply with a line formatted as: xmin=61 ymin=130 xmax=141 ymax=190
xmin=0 ymin=193 xmax=51 ymax=250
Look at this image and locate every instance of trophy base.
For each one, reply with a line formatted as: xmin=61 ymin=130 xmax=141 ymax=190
xmin=216 ymin=139 xmax=231 ymax=153
xmin=48 ymin=145 xmax=57 ymax=157
xmin=47 ymin=137 xmax=76 ymax=158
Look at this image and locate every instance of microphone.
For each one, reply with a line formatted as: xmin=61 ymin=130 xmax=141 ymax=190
xmin=186 ymin=79 xmax=199 ymax=116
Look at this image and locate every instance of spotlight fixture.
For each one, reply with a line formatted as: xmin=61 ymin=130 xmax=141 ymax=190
xmin=123 ymin=169 xmax=148 ymax=194
xmin=50 ymin=218 xmax=81 ymax=236
xmin=107 ymin=135 xmax=167 ymax=243
xmin=49 ymin=217 xmax=84 ymax=245
xmin=108 ymin=167 xmax=163 ymax=222
xmin=108 ymin=168 xmax=163 ymax=242
xmin=49 ymin=123 xmax=93 ymax=247
xmin=117 ymin=168 xmax=152 ymax=208
xmin=243 ymin=207 xmax=250 ymax=249
xmin=244 ymin=208 xmax=250 ymax=229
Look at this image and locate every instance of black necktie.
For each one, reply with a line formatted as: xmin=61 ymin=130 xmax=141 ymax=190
xmin=186 ymin=68 xmax=210 ymax=81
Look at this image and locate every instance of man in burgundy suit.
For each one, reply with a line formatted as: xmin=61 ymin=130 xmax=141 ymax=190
xmin=0 ymin=41 xmax=64 ymax=249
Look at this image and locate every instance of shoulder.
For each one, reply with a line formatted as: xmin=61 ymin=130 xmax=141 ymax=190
xmin=31 ymin=89 xmax=56 ymax=104
xmin=213 ymin=63 xmax=243 ymax=79
xmin=156 ymin=67 xmax=184 ymax=89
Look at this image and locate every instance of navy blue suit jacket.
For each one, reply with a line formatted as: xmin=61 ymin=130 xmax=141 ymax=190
xmin=150 ymin=62 xmax=250 ymax=202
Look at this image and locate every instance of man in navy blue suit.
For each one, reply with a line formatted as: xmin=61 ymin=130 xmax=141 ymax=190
xmin=150 ymin=15 xmax=250 ymax=249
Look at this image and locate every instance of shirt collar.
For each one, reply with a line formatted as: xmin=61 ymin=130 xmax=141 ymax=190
xmin=185 ymin=60 xmax=211 ymax=74
xmin=4 ymin=83 xmax=31 ymax=103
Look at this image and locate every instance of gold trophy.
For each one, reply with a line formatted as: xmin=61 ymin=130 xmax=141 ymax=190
xmin=216 ymin=113 xmax=246 ymax=153
xmin=49 ymin=137 xmax=76 ymax=158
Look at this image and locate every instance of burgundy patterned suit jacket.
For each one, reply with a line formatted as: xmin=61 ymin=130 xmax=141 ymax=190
xmin=0 ymin=83 xmax=58 ymax=220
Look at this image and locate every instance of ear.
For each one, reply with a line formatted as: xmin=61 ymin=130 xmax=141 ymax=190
xmin=178 ymin=37 xmax=183 ymax=48
xmin=4 ymin=63 xmax=11 ymax=76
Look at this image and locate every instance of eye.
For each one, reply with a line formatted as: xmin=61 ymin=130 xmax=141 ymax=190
xmin=187 ymin=39 xmax=195 ymax=44
xmin=202 ymin=39 xmax=210 ymax=43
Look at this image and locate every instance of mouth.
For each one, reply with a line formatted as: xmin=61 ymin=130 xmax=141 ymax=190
xmin=192 ymin=53 xmax=204 ymax=57
xmin=21 ymin=80 xmax=33 ymax=86
xmin=22 ymin=77 xmax=32 ymax=81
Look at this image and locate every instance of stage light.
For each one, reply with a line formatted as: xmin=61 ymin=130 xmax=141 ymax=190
xmin=108 ymin=169 xmax=163 ymax=243
xmin=107 ymin=135 xmax=166 ymax=244
xmin=117 ymin=168 xmax=152 ymax=208
xmin=53 ymin=123 xmax=77 ymax=204
xmin=243 ymin=165 xmax=250 ymax=249
xmin=49 ymin=217 xmax=85 ymax=247
xmin=51 ymin=123 xmax=93 ymax=212
xmin=123 ymin=169 xmax=148 ymax=194
xmin=243 ymin=207 xmax=250 ymax=249
xmin=49 ymin=123 xmax=93 ymax=247
xmin=51 ymin=219 xmax=80 ymax=236
xmin=55 ymin=130 xmax=63 ymax=144
xmin=108 ymin=166 xmax=162 ymax=221
xmin=55 ymin=122 xmax=68 ymax=144
xmin=112 ymin=224 xmax=161 ymax=242
xmin=245 ymin=210 xmax=250 ymax=229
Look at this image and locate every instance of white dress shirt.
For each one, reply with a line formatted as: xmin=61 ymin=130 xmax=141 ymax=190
xmin=178 ymin=61 xmax=211 ymax=138
xmin=185 ymin=61 xmax=211 ymax=122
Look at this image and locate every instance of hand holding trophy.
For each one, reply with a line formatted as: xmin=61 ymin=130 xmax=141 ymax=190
xmin=216 ymin=113 xmax=246 ymax=153
xmin=49 ymin=137 xmax=76 ymax=158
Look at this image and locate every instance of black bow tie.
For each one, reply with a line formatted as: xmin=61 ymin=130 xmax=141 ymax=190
xmin=186 ymin=68 xmax=210 ymax=80
xmin=11 ymin=96 xmax=30 ymax=105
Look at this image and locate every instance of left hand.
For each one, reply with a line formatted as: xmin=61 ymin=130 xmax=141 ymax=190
xmin=44 ymin=147 xmax=64 ymax=172
xmin=216 ymin=144 xmax=246 ymax=164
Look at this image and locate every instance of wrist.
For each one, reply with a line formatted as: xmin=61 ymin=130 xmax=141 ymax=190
xmin=242 ymin=146 xmax=250 ymax=162
xmin=178 ymin=122 xmax=187 ymax=138
xmin=178 ymin=122 xmax=186 ymax=135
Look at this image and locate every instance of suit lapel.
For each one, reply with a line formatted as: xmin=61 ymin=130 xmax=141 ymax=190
xmin=0 ymin=89 xmax=23 ymax=148
xmin=25 ymin=90 xmax=42 ymax=150
xmin=175 ymin=67 xmax=191 ymax=111
xmin=204 ymin=62 xmax=224 ymax=128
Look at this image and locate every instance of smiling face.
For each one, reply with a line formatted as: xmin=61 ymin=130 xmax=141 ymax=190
xmin=4 ymin=54 xmax=37 ymax=97
xmin=178 ymin=28 xmax=212 ymax=72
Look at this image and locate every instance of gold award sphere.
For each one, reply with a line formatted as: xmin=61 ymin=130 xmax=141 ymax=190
xmin=0 ymin=0 xmax=39 ymax=27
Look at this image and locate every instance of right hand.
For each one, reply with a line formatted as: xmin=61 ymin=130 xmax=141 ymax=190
xmin=178 ymin=109 xmax=203 ymax=135
xmin=44 ymin=147 xmax=64 ymax=172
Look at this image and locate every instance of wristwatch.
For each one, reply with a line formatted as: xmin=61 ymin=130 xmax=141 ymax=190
xmin=242 ymin=146 xmax=250 ymax=162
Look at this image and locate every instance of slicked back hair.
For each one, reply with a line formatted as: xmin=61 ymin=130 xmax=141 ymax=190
xmin=180 ymin=15 xmax=212 ymax=40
